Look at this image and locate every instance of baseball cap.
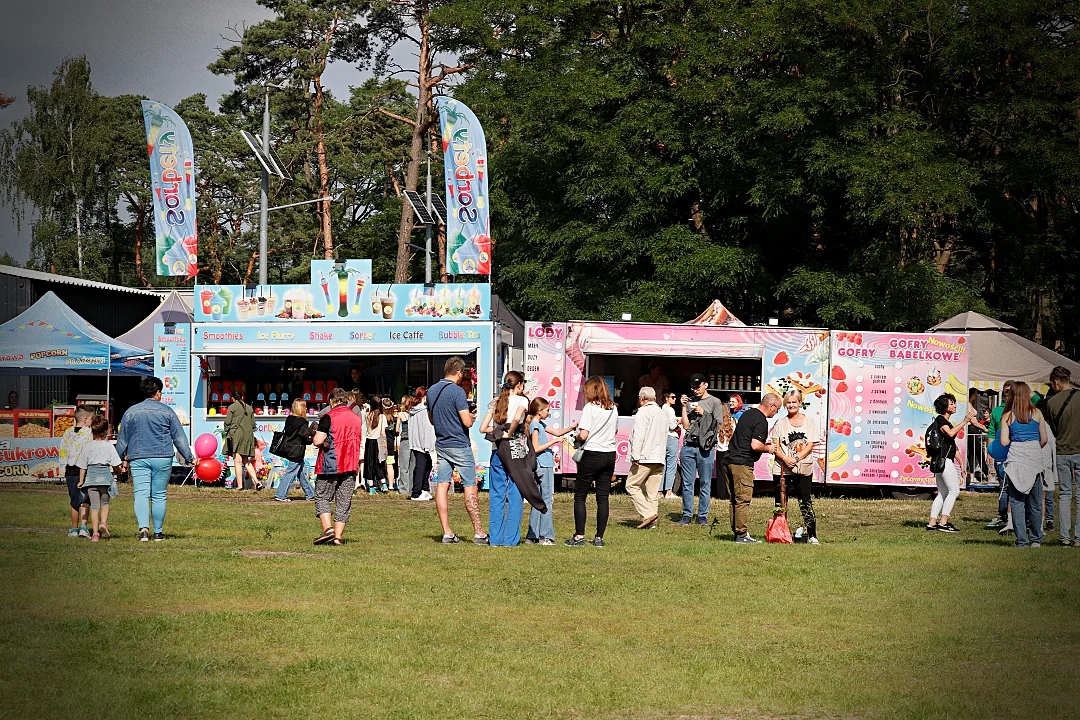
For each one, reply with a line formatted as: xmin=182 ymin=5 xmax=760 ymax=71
xmin=689 ymin=373 xmax=708 ymax=387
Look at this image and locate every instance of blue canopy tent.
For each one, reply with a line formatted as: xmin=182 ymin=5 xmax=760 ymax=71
xmin=0 ymin=291 xmax=152 ymax=412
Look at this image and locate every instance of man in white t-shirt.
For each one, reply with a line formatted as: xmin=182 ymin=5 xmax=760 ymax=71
xmin=626 ymin=387 xmax=668 ymax=529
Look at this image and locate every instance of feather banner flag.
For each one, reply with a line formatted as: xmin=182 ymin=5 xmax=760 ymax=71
xmin=438 ymin=99 xmax=491 ymax=275
xmin=142 ymin=100 xmax=197 ymax=277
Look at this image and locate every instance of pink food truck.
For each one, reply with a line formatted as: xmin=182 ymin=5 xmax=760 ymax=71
xmin=524 ymin=303 xmax=970 ymax=491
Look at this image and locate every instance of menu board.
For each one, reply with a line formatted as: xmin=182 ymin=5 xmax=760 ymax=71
xmin=155 ymin=323 xmax=191 ymax=428
xmin=826 ymin=331 xmax=970 ymax=486
xmin=523 ymin=322 xmax=568 ymax=471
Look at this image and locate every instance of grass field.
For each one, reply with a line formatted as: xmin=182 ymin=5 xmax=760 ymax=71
xmin=1 ymin=484 xmax=1077 ymax=719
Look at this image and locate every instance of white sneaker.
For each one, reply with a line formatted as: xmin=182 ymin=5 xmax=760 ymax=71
xmin=808 ymin=537 xmax=820 ymax=545
xmin=411 ymin=491 xmax=433 ymax=501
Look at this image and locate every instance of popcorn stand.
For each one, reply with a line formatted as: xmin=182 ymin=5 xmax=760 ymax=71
xmin=0 ymin=292 xmax=152 ymax=482
xmin=178 ymin=260 xmax=503 ymax=489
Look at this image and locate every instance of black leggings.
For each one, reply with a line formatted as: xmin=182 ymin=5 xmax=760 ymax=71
xmin=574 ymin=450 xmax=616 ymax=538
xmin=773 ymin=473 xmax=816 ymax=539
xmin=410 ymin=450 xmax=432 ymax=498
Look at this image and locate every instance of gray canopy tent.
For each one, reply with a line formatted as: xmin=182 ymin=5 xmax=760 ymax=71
xmin=116 ymin=290 xmax=194 ymax=353
xmin=928 ymin=311 xmax=1080 ymax=391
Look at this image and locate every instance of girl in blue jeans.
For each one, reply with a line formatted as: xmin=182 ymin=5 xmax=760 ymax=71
xmin=481 ymin=372 xmax=530 ymax=546
xmin=525 ymin=398 xmax=577 ymax=545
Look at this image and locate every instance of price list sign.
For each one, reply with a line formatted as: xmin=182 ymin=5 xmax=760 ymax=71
xmin=825 ymin=331 xmax=970 ymax=486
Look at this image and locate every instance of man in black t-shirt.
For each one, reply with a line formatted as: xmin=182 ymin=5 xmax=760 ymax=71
xmin=723 ymin=393 xmax=782 ymax=543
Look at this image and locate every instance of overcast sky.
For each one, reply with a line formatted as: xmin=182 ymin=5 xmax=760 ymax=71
xmin=0 ymin=0 xmax=376 ymax=264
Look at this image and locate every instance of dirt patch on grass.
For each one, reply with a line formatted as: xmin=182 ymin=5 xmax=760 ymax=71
xmin=238 ymin=549 xmax=316 ymax=558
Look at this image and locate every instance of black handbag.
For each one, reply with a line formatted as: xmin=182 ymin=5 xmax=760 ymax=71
xmin=269 ymin=430 xmax=288 ymax=458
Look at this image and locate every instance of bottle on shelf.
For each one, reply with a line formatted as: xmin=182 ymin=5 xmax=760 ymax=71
xmin=755 ymin=375 xmax=761 ymax=391
xmin=723 ymin=374 xmax=731 ymax=388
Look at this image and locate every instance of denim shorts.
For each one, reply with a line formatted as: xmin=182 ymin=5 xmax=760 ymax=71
xmin=436 ymin=446 xmax=477 ymax=487
xmin=65 ymin=467 xmax=89 ymax=509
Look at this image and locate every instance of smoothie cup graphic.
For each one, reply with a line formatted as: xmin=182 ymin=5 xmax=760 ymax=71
xmin=211 ymin=302 xmax=223 ymax=321
xmin=200 ymin=289 xmax=213 ymax=316
xmin=218 ymin=286 xmax=234 ymax=315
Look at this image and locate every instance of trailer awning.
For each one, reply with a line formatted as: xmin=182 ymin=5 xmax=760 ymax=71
xmin=578 ymin=338 xmax=763 ymax=358
xmin=192 ymin=342 xmax=481 ymax=356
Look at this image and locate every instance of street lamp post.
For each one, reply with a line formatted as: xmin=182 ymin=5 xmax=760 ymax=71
xmin=259 ymin=87 xmax=271 ymax=287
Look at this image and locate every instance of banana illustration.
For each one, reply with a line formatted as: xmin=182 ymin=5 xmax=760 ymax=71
xmin=944 ymin=373 xmax=966 ymax=397
xmin=828 ymin=443 xmax=849 ymax=465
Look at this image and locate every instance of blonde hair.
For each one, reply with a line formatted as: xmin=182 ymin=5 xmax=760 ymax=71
xmin=583 ymin=376 xmax=614 ymax=410
xmin=783 ymin=389 xmax=804 ymax=404
xmin=292 ymin=398 xmax=307 ymax=416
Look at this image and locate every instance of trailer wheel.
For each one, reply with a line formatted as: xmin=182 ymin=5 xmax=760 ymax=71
xmin=891 ymin=489 xmax=932 ymax=501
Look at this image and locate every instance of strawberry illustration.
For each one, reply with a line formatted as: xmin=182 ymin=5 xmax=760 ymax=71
xmin=904 ymin=464 xmax=914 ymax=473
xmin=906 ymin=429 xmax=914 ymax=437
xmin=774 ymin=351 xmax=790 ymax=365
xmin=831 ymin=472 xmax=841 ymax=480
xmin=831 ymin=366 xmax=847 ymax=381
xmin=836 ymin=381 xmax=848 ymax=393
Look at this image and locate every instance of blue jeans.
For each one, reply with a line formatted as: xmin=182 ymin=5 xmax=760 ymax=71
xmin=436 ymin=446 xmax=477 ymax=487
xmin=1007 ymin=476 xmax=1044 ymax=547
xmin=662 ymin=436 xmax=679 ymax=492
xmin=487 ymin=451 xmax=522 ymax=546
xmin=130 ymin=457 xmax=173 ymax=533
xmin=1057 ymin=454 xmax=1080 ymax=542
xmin=275 ymin=460 xmax=315 ymax=500
xmin=679 ymin=445 xmax=714 ymax=520
xmin=527 ymin=465 xmax=556 ymax=540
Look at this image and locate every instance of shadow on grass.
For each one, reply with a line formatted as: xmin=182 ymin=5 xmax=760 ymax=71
xmin=962 ymin=538 xmax=1016 ymax=547
xmin=900 ymin=520 xmax=930 ymax=528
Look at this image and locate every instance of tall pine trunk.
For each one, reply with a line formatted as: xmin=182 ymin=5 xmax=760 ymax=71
xmin=314 ymin=74 xmax=334 ymax=259
xmin=394 ymin=15 xmax=432 ymax=283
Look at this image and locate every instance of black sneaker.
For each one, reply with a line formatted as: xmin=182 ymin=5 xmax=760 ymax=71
xmin=139 ymin=529 xmax=149 ymax=542
xmin=153 ymin=532 xmax=165 ymax=541
xmin=565 ymin=536 xmax=585 ymax=546
xmin=936 ymin=523 xmax=958 ymax=533
xmin=591 ymin=537 xmax=604 ymax=547
xmin=1046 ymin=520 xmax=1054 ymax=531
xmin=926 ymin=524 xmax=937 ymax=531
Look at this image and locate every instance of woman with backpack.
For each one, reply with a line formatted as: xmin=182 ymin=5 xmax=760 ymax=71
xmin=927 ymin=393 xmax=976 ymax=533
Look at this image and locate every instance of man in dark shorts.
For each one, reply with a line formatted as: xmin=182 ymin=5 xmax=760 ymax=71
xmin=723 ymin=393 xmax=782 ymax=543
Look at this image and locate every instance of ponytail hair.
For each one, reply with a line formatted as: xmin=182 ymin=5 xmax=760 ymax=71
xmin=527 ymin=397 xmax=549 ymax=424
xmin=493 ymin=370 xmax=525 ymax=424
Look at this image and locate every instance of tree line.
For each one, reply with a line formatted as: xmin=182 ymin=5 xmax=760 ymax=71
xmin=1 ymin=0 xmax=1077 ymax=356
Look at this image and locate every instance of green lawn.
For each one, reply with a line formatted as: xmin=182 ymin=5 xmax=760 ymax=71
xmin=1 ymin=485 xmax=1076 ymax=719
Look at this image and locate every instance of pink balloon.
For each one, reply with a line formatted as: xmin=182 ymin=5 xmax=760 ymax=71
xmin=195 ymin=457 xmax=223 ymax=482
xmin=194 ymin=433 xmax=218 ymax=459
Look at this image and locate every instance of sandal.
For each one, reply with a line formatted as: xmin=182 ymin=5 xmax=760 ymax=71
xmin=331 ymin=537 xmax=344 ymax=546
xmin=313 ymin=528 xmax=335 ymax=545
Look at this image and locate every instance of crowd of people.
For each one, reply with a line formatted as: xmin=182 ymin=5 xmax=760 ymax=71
xmin=56 ymin=358 xmax=1079 ymax=550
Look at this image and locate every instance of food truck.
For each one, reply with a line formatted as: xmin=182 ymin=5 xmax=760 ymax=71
xmin=525 ymin=305 xmax=970 ymax=491
xmin=168 ymin=260 xmax=510 ymax=487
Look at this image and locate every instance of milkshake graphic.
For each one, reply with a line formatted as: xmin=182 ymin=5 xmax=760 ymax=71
xmin=352 ymin=274 xmax=366 ymax=313
xmin=237 ymin=298 xmax=250 ymax=320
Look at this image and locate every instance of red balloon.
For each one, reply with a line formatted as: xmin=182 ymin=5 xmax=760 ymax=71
xmin=195 ymin=458 xmax=223 ymax=482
